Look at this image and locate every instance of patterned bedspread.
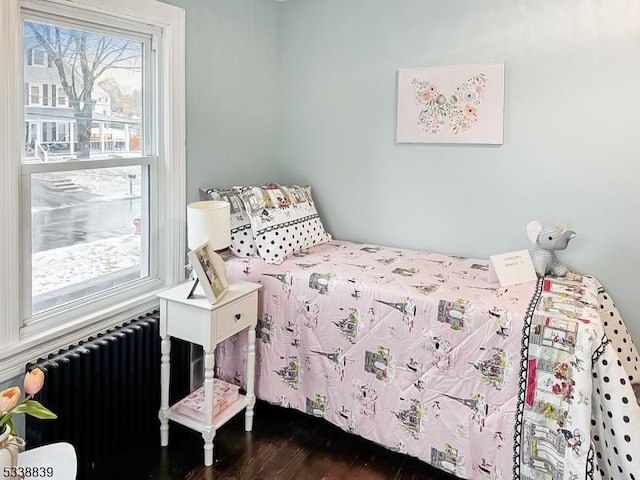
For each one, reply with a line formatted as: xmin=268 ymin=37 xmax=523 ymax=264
xmin=216 ymin=240 xmax=640 ymax=480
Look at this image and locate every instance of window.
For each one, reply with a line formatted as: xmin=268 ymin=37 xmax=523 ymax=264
xmin=29 ymin=83 xmax=41 ymax=105
xmin=55 ymin=122 xmax=67 ymax=142
xmin=22 ymin=16 xmax=153 ymax=323
xmin=0 ymin=0 xmax=185 ymax=382
xmin=28 ymin=47 xmax=46 ymax=66
xmin=57 ymin=86 xmax=66 ymax=107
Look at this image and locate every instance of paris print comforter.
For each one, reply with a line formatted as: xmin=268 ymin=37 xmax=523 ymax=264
xmin=216 ymin=240 xmax=640 ymax=480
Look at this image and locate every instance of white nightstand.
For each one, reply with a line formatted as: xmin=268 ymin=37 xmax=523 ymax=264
xmin=157 ymin=280 xmax=261 ymax=466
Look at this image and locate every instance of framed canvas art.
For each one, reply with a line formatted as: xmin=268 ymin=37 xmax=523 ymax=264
xmin=397 ymin=63 xmax=505 ymax=144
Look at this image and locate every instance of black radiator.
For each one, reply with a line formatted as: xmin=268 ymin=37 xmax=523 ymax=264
xmin=25 ymin=310 xmax=191 ymax=476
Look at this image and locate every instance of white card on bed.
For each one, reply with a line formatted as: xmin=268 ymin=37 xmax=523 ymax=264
xmin=488 ymin=249 xmax=537 ymax=286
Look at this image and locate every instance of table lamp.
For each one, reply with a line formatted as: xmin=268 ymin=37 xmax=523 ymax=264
xmin=186 ymin=200 xmax=231 ymax=301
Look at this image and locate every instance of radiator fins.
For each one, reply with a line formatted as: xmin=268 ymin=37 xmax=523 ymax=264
xmin=25 ymin=310 xmax=191 ymax=476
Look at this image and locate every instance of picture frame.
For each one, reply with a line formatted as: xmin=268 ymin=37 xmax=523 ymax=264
xmin=187 ymin=241 xmax=229 ymax=304
xmin=396 ymin=62 xmax=505 ymax=144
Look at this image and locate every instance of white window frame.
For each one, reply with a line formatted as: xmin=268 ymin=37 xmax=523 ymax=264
xmin=56 ymin=86 xmax=66 ymax=107
xmin=55 ymin=122 xmax=67 ymax=141
xmin=0 ymin=0 xmax=186 ymax=383
xmin=28 ymin=83 xmax=42 ymax=105
xmin=29 ymin=47 xmax=46 ymax=66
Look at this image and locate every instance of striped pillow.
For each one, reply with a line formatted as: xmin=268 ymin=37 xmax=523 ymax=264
xmin=199 ymin=187 xmax=258 ymax=257
xmin=236 ymin=183 xmax=331 ymax=265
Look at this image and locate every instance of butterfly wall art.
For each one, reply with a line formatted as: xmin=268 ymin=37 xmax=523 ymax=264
xmin=396 ymin=63 xmax=505 ymax=144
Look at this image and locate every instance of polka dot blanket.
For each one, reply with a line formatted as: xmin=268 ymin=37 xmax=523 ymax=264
xmin=591 ymin=279 xmax=640 ymax=480
xmin=596 ymin=281 xmax=640 ymax=384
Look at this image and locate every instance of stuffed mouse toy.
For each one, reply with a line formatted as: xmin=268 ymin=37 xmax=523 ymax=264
xmin=526 ymin=221 xmax=576 ymax=277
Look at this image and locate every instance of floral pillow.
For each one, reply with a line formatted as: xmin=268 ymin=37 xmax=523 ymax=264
xmin=237 ymin=183 xmax=331 ymax=264
xmin=199 ymin=187 xmax=258 ymax=257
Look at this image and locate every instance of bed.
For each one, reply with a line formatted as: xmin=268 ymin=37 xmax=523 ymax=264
xmin=202 ymin=183 xmax=640 ymax=480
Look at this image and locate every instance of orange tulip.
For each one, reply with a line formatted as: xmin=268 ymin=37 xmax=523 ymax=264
xmin=0 ymin=387 xmax=20 ymax=413
xmin=24 ymin=368 xmax=45 ymax=395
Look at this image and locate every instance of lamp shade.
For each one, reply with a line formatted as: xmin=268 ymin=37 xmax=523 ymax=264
xmin=187 ymin=201 xmax=231 ymax=251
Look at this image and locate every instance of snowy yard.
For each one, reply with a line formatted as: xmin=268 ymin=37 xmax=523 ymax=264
xmin=32 ymin=166 xmax=143 ymax=296
xmin=33 ymin=234 xmax=141 ymax=296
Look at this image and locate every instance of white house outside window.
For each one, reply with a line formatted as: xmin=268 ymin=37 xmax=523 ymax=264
xmin=0 ymin=0 xmax=185 ymax=382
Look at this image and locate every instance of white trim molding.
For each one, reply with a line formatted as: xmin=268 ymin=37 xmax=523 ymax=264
xmin=0 ymin=0 xmax=23 ymax=354
xmin=0 ymin=0 xmax=186 ymax=383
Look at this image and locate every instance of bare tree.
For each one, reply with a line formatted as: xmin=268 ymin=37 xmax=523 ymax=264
xmin=25 ymin=21 xmax=140 ymax=159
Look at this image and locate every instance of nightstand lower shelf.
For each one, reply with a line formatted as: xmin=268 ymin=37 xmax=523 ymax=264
xmin=168 ymin=394 xmax=250 ymax=432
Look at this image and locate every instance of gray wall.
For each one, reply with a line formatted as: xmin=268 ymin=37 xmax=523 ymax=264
xmin=163 ymin=0 xmax=640 ymax=342
xmin=276 ymin=0 xmax=640 ymax=342
xmin=162 ymin=0 xmax=280 ymax=203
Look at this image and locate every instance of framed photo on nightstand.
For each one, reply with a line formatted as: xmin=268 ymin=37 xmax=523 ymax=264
xmin=188 ymin=242 xmax=229 ymax=304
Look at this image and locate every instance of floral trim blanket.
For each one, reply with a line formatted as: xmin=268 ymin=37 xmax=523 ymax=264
xmin=517 ymin=275 xmax=640 ymax=480
xmin=216 ymin=240 xmax=640 ymax=480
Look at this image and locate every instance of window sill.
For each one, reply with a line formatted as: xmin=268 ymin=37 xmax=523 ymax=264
xmin=0 ymin=287 xmax=169 ymax=383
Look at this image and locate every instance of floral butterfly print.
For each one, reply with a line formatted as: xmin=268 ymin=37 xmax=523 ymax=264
xmin=411 ymin=73 xmax=487 ymax=135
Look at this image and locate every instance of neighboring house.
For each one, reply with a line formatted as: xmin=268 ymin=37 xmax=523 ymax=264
xmin=24 ymin=42 xmax=140 ymax=161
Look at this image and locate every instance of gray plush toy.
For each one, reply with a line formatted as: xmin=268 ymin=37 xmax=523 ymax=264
xmin=526 ymin=221 xmax=576 ymax=277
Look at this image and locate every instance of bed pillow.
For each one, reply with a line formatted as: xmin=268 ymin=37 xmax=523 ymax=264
xmin=237 ymin=183 xmax=331 ymax=264
xmin=199 ymin=187 xmax=258 ymax=257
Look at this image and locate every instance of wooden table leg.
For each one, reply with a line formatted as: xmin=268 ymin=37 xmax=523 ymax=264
xmin=159 ymin=335 xmax=171 ymax=446
xmin=202 ymin=350 xmax=216 ymax=466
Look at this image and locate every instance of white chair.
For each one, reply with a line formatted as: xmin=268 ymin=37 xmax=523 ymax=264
xmin=18 ymin=442 xmax=77 ymax=480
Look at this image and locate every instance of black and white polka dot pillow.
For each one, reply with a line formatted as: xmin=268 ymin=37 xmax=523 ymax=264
xmin=237 ymin=184 xmax=331 ymax=265
xmin=591 ymin=345 xmax=640 ymax=480
xmin=199 ymin=187 xmax=258 ymax=257
xmin=598 ymin=289 xmax=640 ymax=384
xmin=256 ymin=216 xmax=330 ymax=264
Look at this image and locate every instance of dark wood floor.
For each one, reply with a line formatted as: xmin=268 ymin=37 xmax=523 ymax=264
xmin=88 ymin=400 xmax=460 ymax=480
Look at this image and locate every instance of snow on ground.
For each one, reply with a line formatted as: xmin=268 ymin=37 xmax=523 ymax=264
xmin=33 ymin=234 xmax=141 ymax=296
xmin=68 ymin=166 xmax=142 ymax=198
xmin=32 ymin=167 xmax=143 ymax=296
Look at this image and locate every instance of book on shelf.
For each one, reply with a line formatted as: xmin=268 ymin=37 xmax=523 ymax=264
xmin=177 ymin=378 xmax=240 ymax=422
